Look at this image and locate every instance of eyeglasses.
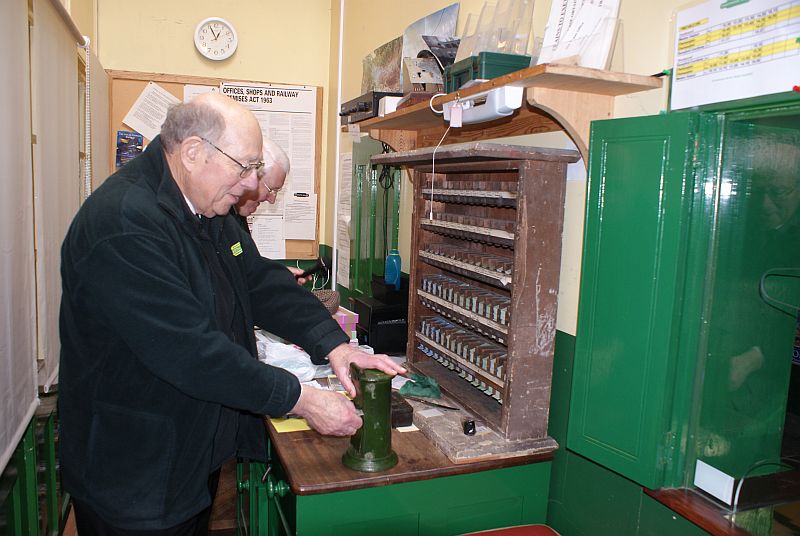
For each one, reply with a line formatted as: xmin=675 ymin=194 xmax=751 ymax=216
xmin=263 ymin=181 xmax=281 ymax=196
xmin=200 ymin=137 xmax=265 ymax=178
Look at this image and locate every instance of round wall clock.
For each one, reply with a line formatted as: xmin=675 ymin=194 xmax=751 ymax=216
xmin=194 ymin=17 xmax=238 ymax=61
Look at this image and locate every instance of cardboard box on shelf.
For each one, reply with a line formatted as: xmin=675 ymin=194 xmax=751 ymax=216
xmin=333 ymin=306 xmax=359 ymax=336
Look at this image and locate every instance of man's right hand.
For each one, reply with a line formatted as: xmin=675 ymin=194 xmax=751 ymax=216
xmin=286 ymin=266 xmax=310 ymax=286
xmin=289 ymin=384 xmax=362 ymax=436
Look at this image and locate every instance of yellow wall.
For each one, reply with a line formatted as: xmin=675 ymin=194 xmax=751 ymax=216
xmin=73 ymin=0 xmax=337 ymax=244
xmin=66 ymin=0 xmax=94 ymax=47
xmin=71 ymin=0 xmax=690 ymax=335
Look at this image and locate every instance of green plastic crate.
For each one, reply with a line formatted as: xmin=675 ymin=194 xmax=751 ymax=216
xmin=444 ymin=52 xmax=531 ymax=93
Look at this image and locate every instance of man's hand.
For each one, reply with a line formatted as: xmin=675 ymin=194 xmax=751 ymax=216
xmin=327 ymin=343 xmax=406 ymax=397
xmin=287 ymin=266 xmax=310 ymax=285
xmin=290 ymin=384 xmax=362 ymax=436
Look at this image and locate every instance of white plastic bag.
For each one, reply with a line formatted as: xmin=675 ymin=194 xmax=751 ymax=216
xmin=254 ymin=330 xmax=330 ymax=382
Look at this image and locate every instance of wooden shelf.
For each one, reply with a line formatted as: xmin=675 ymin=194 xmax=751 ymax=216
xmin=418 ymin=251 xmax=513 ymax=291
xmin=415 ymin=332 xmax=506 ymax=393
xmin=345 ymin=63 xmax=663 ymax=161
xmin=420 ymin=221 xmax=516 ymax=248
xmin=417 ymin=289 xmax=509 ymax=344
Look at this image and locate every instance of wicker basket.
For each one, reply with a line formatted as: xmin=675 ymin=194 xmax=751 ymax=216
xmin=313 ymin=289 xmax=340 ymax=314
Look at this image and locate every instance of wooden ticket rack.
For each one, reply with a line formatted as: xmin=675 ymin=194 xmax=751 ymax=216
xmin=373 ymin=143 xmax=579 ymax=458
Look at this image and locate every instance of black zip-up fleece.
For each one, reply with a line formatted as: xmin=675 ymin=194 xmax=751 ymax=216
xmin=59 ymin=136 xmax=347 ymax=530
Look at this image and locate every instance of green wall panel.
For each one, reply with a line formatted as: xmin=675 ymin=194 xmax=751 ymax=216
xmin=549 ymin=450 xmax=710 ymax=536
xmin=548 ymin=450 xmax=642 ymax=536
xmin=637 ymin=493 xmax=709 ymax=536
xmin=290 ymin=463 xmax=550 ymax=536
xmin=548 ymin=331 xmax=576 ymax=446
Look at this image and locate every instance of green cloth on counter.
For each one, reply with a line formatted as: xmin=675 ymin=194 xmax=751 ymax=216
xmin=398 ymin=373 xmax=441 ymax=399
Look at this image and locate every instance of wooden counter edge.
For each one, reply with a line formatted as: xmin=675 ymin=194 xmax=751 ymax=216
xmin=265 ymin=418 xmax=554 ymax=496
xmin=644 ymin=488 xmax=750 ymax=536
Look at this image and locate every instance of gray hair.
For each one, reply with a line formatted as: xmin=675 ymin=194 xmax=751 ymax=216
xmin=160 ymin=99 xmax=226 ymax=152
xmin=262 ymin=138 xmax=290 ymax=175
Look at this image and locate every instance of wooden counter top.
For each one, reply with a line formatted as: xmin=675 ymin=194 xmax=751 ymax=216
xmin=644 ymin=488 xmax=750 ymax=536
xmin=265 ymin=419 xmax=553 ymax=496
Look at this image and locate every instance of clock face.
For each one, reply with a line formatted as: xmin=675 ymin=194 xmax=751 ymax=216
xmin=194 ymin=17 xmax=238 ymax=61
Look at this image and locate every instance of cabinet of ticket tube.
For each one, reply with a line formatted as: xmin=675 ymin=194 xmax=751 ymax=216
xmin=373 ymin=143 xmax=580 ymax=441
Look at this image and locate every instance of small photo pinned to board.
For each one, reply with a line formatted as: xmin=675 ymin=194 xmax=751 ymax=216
xmin=116 ymin=130 xmax=143 ymax=169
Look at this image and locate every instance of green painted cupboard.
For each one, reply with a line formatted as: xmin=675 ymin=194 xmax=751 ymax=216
xmin=568 ymin=105 xmax=800 ymax=494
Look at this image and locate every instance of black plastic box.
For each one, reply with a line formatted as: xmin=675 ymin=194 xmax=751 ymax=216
xmin=353 ymin=296 xmax=408 ymax=355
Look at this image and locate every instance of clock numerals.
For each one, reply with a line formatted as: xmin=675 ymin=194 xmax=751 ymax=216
xmin=195 ymin=17 xmax=237 ymax=60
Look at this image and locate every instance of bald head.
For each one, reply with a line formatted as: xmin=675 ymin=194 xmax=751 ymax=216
xmin=161 ymin=93 xmax=262 ymax=154
xmin=160 ymin=93 xmax=264 ymax=217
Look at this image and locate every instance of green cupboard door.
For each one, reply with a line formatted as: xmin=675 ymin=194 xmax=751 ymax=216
xmin=687 ymin=113 xmax=800 ymax=479
xmin=568 ymin=113 xmax=698 ymax=489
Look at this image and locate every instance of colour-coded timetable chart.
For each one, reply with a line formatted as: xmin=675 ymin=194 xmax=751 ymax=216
xmin=671 ymin=0 xmax=800 ymax=109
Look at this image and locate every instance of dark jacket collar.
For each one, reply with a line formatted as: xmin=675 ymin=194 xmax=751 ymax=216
xmin=139 ymin=136 xmax=204 ymax=236
xmin=143 ymin=136 xmax=189 ymax=220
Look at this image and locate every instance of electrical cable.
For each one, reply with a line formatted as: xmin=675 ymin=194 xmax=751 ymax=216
xmin=731 ymin=458 xmax=794 ymax=513
xmin=312 ymin=269 xmax=330 ymax=291
xmin=429 ymin=125 xmax=452 ymax=220
xmin=377 ymin=143 xmax=395 ymax=190
xmin=376 ymin=142 xmax=395 ymax=256
xmin=294 ymin=259 xmax=329 ymax=291
xmin=429 ymin=92 xmax=447 ymax=114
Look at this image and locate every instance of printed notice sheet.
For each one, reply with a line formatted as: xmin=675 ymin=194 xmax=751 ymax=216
xmin=220 ymin=82 xmax=318 ymax=194
xmin=220 ymin=81 xmax=319 ymax=254
xmin=250 ymin=215 xmax=285 ymax=259
xmin=284 ymin=194 xmax=317 ymax=240
xmin=539 ymin=0 xmax=620 ymax=68
xmin=671 ymin=0 xmax=800 ymax=110
xmin=336 ymin=153 xmax=353 ymax=288
xmin=122 ymin=82 xmax=180 ymax=142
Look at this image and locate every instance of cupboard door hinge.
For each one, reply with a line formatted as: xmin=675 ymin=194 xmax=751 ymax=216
xmin=658 ymin=430 xmax=677 ymax=468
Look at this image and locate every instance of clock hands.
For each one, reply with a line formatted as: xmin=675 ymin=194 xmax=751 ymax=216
xmin=195 ymin=18 xmax=235 ymax=59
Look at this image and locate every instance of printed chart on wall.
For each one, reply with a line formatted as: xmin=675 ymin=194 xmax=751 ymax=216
xmin=220 ymin=82 xmax=318 ymax=258
xmin=671 ymin=0 xmax=800 ymax=110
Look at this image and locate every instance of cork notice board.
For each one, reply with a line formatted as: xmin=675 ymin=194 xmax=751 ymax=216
xmin=107 ymin=70 xmax=322 ymax=259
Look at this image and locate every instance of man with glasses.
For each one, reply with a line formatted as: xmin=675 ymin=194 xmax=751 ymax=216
xmin=59 ymin=92 xmax=405 ymax=534
xmin=236 ymin=138 xmax=289 ymax=222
